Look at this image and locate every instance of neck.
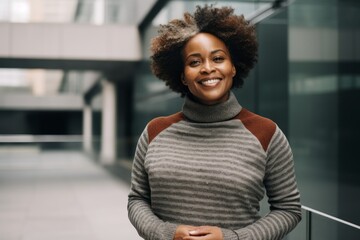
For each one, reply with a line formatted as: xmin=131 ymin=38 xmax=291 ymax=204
xmin=182 ymin=91 xmax=242 ymax=123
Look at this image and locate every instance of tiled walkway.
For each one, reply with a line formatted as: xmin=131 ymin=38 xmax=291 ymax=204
xmin=0 ymin=150 xmax=142 ymax=240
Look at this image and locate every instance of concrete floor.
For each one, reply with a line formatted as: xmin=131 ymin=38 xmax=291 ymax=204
xmin=0 ymin=149 xmax=142 ymax=240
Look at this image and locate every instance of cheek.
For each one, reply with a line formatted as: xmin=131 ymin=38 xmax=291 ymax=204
xmin=183 ymin=67 xmax=197 ymax=81
xmin=223 ymin=64 xmax=236 ymax=77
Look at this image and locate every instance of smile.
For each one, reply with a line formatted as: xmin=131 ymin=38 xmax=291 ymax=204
xmin=199 ymin=78 xmax=221 ymax=86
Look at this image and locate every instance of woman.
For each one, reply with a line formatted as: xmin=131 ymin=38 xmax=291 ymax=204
xmin=128 ymin=5 xmax=301 ymax=240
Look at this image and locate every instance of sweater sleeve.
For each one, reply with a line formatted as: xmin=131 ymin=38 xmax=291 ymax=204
xmin=127 ymin=127 xmax=178 ymax=240
xmin=225 ymin=126 xmax=302 ymax=240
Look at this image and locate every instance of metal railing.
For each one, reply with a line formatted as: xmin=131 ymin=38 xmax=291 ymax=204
xmin=302 ymin=205 xmax=360 ymax=240
xmin=0 ymin=135 xmax=83 ymax=143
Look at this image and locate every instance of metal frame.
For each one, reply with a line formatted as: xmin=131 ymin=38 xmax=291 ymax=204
xmin=246 ymin=0 xmax=293 ymax=24
xmin=302 ymin=205 xmax=360 ymax=240
xmin=138 ymin=0 xmax=171 ymax=33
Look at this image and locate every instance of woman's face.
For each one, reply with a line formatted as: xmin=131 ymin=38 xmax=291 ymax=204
xmin=182 ymin=32 xmax=235 ymax=105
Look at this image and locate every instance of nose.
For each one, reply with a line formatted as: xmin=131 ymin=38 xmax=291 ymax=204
xmin=200 ymin=60 xmax=215 ymax=74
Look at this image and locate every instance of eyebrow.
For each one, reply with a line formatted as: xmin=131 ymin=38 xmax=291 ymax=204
xmin=185 ymin=49 xmax=228 ymax=61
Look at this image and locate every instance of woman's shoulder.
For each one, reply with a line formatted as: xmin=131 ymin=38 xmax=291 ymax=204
xmin=235 ymin=108 xmax=277 ymax=152
xmin=235 ymin=108 xmax=276 ymax=126
xmin=147 ymin=112 xmax=185 ymax=144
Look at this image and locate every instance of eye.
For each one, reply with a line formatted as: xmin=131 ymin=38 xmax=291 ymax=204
xmin=213 ymin=56 xmax=225 ymax=63
xmin=189 ymin=59 xmax=201 ymax=67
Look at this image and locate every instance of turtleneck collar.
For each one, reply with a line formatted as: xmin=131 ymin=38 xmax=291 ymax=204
xmin=182 ymin=91 xmax=242 ymax=123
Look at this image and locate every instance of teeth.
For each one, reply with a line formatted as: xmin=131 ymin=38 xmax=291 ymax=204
xmin=201 ymin=79 xmax=220 ymax=86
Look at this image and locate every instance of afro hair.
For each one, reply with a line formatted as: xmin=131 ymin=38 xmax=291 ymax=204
xmin=150 ymin=5 xmax=258 ymax=96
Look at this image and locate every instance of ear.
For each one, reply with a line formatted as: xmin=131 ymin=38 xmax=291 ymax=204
xmin=181 ymin=74 xmax=188 ymax=85
xmin=232 ymin=65 xmax=236 ymax=77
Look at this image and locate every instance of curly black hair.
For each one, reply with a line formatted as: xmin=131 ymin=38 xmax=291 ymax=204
xmin=150 ymin=5 xmax=258 ymax=96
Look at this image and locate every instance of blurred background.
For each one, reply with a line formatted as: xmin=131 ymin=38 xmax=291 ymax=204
xmin=0 ymin=0 xmax=359 ymax=239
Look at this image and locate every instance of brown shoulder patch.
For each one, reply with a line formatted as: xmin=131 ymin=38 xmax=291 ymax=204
xmin=235 ymin=108 xmax=276 ymax=152
xmin=147 ymin=112 xmax=184 ymax=144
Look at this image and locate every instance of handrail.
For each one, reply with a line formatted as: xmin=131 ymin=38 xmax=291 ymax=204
xmin=302 ymin=205 xmax=360 ymax=240
xmin=0 ymin=135 xmax=84 ymax=143
xmin=302 ymin=205 xmax=360 ymax=230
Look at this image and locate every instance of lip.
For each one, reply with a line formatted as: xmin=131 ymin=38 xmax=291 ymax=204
xmin=197 ymin=77 xmax=222 ymax=84
xmin=197 ymin=78 xmax=222 ymax=88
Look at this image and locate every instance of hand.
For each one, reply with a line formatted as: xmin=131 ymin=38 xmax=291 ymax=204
xmin=174 ymin=225 xmax=198 ymax=240
xmin=184 ymin=226 xmax=223 ymax=240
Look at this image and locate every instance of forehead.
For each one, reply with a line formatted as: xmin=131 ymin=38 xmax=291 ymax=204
xmin=183 ymin=32 xmax=229 ymax=56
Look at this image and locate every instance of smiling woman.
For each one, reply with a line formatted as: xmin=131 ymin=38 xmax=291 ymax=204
xmin=128 ymin=5 xmax=301 ymax=240
xmin=181 ymin=33 xmax=236 ymax=105
xmin=150 ymin=5 xmax=258 ymax=97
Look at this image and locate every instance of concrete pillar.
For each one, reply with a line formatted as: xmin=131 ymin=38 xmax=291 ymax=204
xmin=100 ymin=79 xmax=117 ymax=164
xmin=83 ymin=103 xmax=93 ymax=154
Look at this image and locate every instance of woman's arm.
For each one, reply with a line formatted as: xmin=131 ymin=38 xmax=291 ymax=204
xmin=223 ymin=126 xmax=302 ymax=240
xmin=128 ymin=127 xmax=178 ymax=240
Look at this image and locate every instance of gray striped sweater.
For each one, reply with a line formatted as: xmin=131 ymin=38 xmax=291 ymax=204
xmin=128 ymin=92 xmax=301 ymax=240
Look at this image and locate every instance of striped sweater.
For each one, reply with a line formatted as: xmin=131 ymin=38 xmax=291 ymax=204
xmin=128 ymin=92 xmax=301 ymax=240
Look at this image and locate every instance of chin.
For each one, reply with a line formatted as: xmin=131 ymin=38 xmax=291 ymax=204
xmin=200 ymin=96 xmax=225 ymax=105
xmin=202 ymin=92 xmax=229 ymax=103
